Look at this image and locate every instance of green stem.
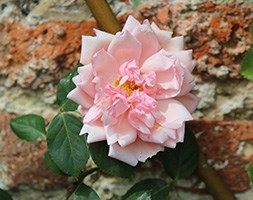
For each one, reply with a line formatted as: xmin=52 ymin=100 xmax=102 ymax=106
xmin=197 ymin=152 xmax=236 ymax=200
xmin=85 ymin=0 xmax=121 ymax=34
xmin=65 ymin=167 xmax=99 ymax=200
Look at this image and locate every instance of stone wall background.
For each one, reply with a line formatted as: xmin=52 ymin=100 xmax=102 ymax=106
xmin=0 ymin=0 xmax=253 ymax=199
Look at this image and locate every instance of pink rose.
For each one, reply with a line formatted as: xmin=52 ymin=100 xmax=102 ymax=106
xmin=67 ymin=16 xmax=199 ymax=166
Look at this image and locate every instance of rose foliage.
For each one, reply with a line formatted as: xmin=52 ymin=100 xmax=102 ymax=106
xmin=9 ymin=16 xmax=200 ymax=199
xmin=67 ymin=16 xmax=199 ymax=166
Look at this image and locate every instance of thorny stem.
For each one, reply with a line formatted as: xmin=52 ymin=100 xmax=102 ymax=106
xmin=84 ymin=0 xmax=236 ymax=200
xmin=65 ymin=167 xmax=99 ymax=200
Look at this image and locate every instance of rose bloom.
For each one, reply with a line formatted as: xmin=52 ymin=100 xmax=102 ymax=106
xmin=68 ymin=16 xmax=199 ymax=166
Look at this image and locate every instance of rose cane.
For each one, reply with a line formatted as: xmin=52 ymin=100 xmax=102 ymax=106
xmin=84 ymin=0 xmax=236 ymax=199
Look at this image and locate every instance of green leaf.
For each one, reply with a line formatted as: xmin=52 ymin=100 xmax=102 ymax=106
xmin=247 ymin=165 xmax=253 ymax=184
xmin=47 ymin=113 xmax=89 ymax=176
xmin=126 ymin=191 xmax=152 ymax=200
xmin=240 ymin=47 xmax=253 ymax=81
xmin=44 ymin=151 xmax=65 ymax=175
xmin=161 ymin=127 xmax=199 ymax=179
xmin=74 ymin=183 xmax=100 ymax=200
xmin=10 ymin=114 xmax=46 ymax=142
xmin=0 ymin=189 xmax=13 ymax=200
xmin=89 ymin=141 xmax=135 ymax=178
xmin=123 ymin=179 xmax=168 ymax=200
xmin=57 ymin=64 xmax=82 ymax=111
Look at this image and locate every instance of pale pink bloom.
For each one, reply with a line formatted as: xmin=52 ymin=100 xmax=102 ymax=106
xmin=68 ymin=16 xmax=199 ymax=166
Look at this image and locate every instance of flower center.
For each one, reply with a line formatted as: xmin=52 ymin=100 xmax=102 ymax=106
xmin=121 ymin=80 xmax=142 ymax=95
xmin=114 ymin=79 xmax=142 ymax=95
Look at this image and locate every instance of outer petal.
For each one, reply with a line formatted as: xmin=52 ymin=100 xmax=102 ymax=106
xmin=73 ymin=64 xmax=95 ymax=97
xmin=80 ymin=33 xmax=113 ymax=65
xmin=141 ymin=49 xmax=175 ymax=73
xmin=162 ymin=123 xmax=185 ymax=148
xmin=67 ymin=87 xmax=93 ymax=109
xmin=164 ymin=36 xmax=184 ymax=51
xmin=83 ymin=105 xmax=102 ymax=123
xmin=108 ymin=30 xmax=141 ymax=65
xmin=81 ymin=120 xmax=106 ymax=143
xmin=177 ymin=69 xmax=195 ymax=96
xmin=122 ymin=15 xmax=141 ymax=33
xmin=166 ymin=50 xmax=195 ymax=72
xmin=151 ymin=22 xmax=172 ymax=48
xmin=138 ymin=125 xmax=170 ymax=144
xmin=108 ymin=138 xmax=164 ymax=166
xmin=157 ymin=99 xmax=192 ymax=129
xmin=106 ymin=113 xmax=137 ymax=147
xmin=92 ymin=49 xmax=119 ymax=87
xmin=132 ymin=23 xmax=161 ymax=64
xmin=176 ymin=93 xmax=200 ymax=113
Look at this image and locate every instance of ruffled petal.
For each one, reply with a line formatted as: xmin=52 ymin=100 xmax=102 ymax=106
xmin=132 ymin=23 xmax=161 ymax=64
xmin=106 ymin=113 xmax=137 ymax=147
xmin=80 ymin=34 xmax=113 ymax=65
xmin=128 ymin=109 xmax=154 ymax=134
xmin=108 ymin=30 xmax=141 ymax=65
xmin=141 ymin=50 xmax=185 ymax=98
xmin=108 ymin=138 xmax=164 ymax=166
xmin=176 ymin=93 xmax=200 ymax=113
xmin=157 ymin=99 xmax=192 ymax=129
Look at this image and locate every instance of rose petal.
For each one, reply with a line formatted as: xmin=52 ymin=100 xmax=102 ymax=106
xmin=106 ymin=113 xmax=137 ymax=147
xmin=178 ymin=69 xmax=195 ymax=96
xmin=83 ymin=105 xmax=102 ymax=123
xmin=157 ymin=99 xmax=192 ymax=129
xmin=122 ymin=15 xmax=141 ymax=33
xmin=132 ymin=23 xmax=161 ymax=64
xmin=108 ymin=138 xmax=164 ymax=166
xmin=139 ymin=125 xmax=169 ymax=144
xmin=108 ymin=30 xmax=141 ymax=65
xmin=176 ymin=93 xmax=200 ymax=113
xmin=80 ymin=34 xmax=113 ymax=65
xmin=92 ymin=49 xmax=119 ymax=86
xmin=165 ymin=36 xmax=184 ymax=51
xmin=128 ymin=109 xmax=153 ymax=134
xmin=151 ymin=22 xmax=172 ymax=48
xmin=81 ymin=120 xmax=106 ymax=143
xmin=166 ymin=50 xmax=195 ymax=72
xmin=67 ymin=87 xmax=93 ymax=109
xmin=73 ymin=64 xmax=96 ymax=97
xmin=141 ymin=49 xmax=175 ymax=73
xmin=94 ymin=29 xmax=114 ymax=41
